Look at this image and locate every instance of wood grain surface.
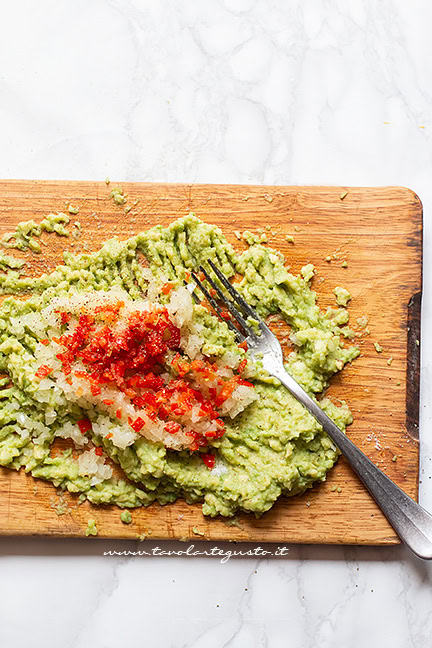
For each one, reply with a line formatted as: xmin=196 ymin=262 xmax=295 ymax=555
xmin=0 ymin=181 xmax=423 ymax=545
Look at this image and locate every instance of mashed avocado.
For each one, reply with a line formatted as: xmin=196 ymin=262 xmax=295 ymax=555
xmin=333 ymin=286 xmax=351 ymax=307
xmin=0 ymin=214 xmax=358 ymax=517
xmin=1 ymin=213 xmax=70 ymax=253
xmin=85 ymin=519 xmax=98 ymax=536
xmin=120 ymin=510 xmax=132 ymax=524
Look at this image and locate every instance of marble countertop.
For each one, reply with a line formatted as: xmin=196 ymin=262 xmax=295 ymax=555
xmin=1 ymin=1 xmax=432 ymax=646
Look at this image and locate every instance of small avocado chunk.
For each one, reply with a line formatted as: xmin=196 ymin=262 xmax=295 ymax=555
xmin=120 ymin=510 xmax=132 ymax=524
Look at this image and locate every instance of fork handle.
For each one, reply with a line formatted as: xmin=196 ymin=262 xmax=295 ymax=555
xmin=273 ymin=366 xmax=432 ymax=559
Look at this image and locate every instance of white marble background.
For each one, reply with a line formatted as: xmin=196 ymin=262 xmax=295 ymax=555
xmin=0 ymin=1 xmax=432 ymax=646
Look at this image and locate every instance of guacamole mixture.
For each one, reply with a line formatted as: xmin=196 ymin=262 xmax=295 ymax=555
xmin=0 ymin=214 xmax=358 ymax=517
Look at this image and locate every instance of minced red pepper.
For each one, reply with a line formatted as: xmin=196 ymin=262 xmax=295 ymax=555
xmin=35 ymin=365 xmax=53 ymax=379
xmin=237 ymin=358 xmax=247 ymax=373
xmin=59 ymin=311 xmax=71 ymax=325
xmin=43 ymin=303 xmax=255 ymax=451
xmin=201 ymin=453 xmax=215 ymax=469
xmin=161 ymin=282 xmax=173 ymax=295
xmin=77 ymin=419 xmax=92 ymax=434
xmin=130 ymin=417 xmax=145 ymax=433
xmin=164 ymin=421 xmax=181 ymax=435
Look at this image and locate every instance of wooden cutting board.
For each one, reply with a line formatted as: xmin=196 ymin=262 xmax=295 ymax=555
xmin=0 ymin=181 xmax=422 ymax=545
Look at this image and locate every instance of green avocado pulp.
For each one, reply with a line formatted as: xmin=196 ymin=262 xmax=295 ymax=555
xmin=0 ymin=214 xmax=358 ymax=517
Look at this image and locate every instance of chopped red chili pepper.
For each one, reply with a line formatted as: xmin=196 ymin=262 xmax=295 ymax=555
xmin=94 ymin=446 xmax=103 ymax=456
xmin=74 ymin=371 xmax=88 ymax=380
xmin=237 ymin=358 xmax=247 ymax=373
xmin=39 ymin=339 xmax=50 ymax=346
xmin=43 ymin=300 xmax=255 ymax=451
xmin=35 ymin=365 xmax=53 ymax=379
xmin=77 ymin=419 xmax=92 ymax=434
xmin=164 ymin=421 xmax=181 ymax=435
xmin=201 ymin=453 xmax=215 ymax=469
xmin=161 ymin=282 xmax=174 ymax=295
xmin=130 ymin=417 xmax=145 ymax=433
xmin=90 ymin=383 xmax=102 ymax=396
xmin=93 ymin=300 xmax=124 ymax=321
xmin=59 ymin=311 xmax=71 ymax=325
xmin=237 ymin=377 xmax=253 ymax=388
xmin=55 ymin=308 xmax=181 ymax=389
xmin=238 ymin=340 xmax=248 ymax=351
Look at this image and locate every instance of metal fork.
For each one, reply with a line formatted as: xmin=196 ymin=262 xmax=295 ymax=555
xmin=190 ymin=260 xmax=432 ymax=560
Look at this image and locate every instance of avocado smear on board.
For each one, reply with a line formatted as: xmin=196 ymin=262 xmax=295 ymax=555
xmin=0 ymin=214 xmax=358 ymax=517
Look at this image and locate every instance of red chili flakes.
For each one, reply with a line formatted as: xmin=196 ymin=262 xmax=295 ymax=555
xmin=77 ymin=419 xmax=92 ymax=434
xmin=94 ymin=446 xmax=104 ymax=456
xmin=35 ymin=365 xmax=53 ymax=379
xmin=201 ymin=453 xmax=215 ymax=469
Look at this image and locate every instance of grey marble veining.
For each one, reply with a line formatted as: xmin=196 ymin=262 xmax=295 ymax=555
xmin=0 ymin=1 xmax=431 ymax=646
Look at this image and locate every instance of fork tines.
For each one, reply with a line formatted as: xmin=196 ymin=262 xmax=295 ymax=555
xmin=189 ymin=260 xmax=263 ymax=342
